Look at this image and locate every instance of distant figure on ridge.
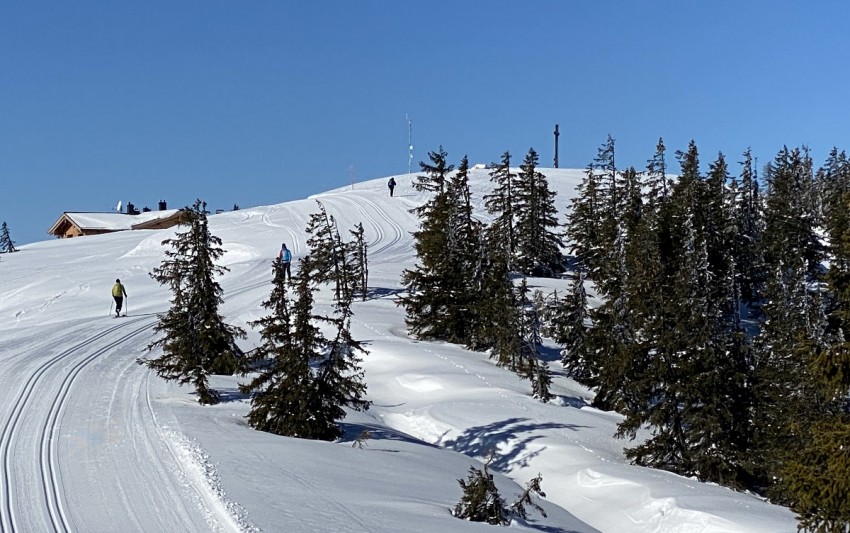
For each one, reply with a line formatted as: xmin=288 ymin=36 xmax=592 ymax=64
xmin=112 ymin=278 xmax=127 ymax=317
xmin=278 ymin=242 xmax=292 ymax=281
xmin=388 ymin=177 xmax=396 ymax=197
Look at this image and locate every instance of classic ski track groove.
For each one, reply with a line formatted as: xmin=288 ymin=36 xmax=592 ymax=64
xmin=322 ymin=193 xmax=405 ymax=257
xmin=223 ymin=193 xmax=404 ymax=301
xmin=0 ymin=316 xmax=151 ymax=533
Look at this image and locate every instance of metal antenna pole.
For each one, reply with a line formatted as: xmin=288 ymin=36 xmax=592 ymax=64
xmin=554 ymin=124 xmax=560 ymax=168
xmin=407 ymin=114 xmax=413 ymax=174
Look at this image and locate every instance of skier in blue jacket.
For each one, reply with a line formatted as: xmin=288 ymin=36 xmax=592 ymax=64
xmin=278 ymin=243 xmax=292 ymax=281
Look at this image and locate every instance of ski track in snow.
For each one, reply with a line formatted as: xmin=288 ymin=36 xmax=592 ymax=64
xmin=260 ymin=206 xmax=301 ymax=255
xmin=321 ymin=192 xmax=405 ymax=257
xmin=0 ymin=315 xmax=257 ymax=533
xmin=0 ymin=317 xmax=149 ymax=532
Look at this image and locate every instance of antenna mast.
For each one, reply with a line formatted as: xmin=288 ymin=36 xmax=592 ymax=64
xmin=554 ymin=124 xmax=560 ymax=168
xmin=407 ymin=114 xmax=413 ymax=174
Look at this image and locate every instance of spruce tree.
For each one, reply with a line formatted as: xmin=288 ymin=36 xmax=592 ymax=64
xmin=301 ymin=204 xmax=371 ymax=440
xmin=0 ymin=222 xmax=17 ymax=253
xmin=453 ymin=463 xmax=509 ymax=526
xmin=303 ymin=200 xmax=351 ymax=302
xmin=644 ymin=138 xmax=670 ymax=210
xmin=473 ymin=231 xmax=522 ymax=364
xmin=784 ymin=418 xmax=850 ymax=533
xmin=513 ymin=148 xmax=563 ymax=276
xmin=782 ymin=174 xmax=850 ymax=531
xmin=139 ymin=200 xmax=245 ymax=405
xmin=554 ymin=271 xmax=592 ymax=383
xmin=566 ymin=161 xmax=603 ymax=275
xmin=442 ymin=156 xmax=484 ymax=345
xmin=240 ymin=258 xmax=320 ymax=437
xmin=400 ymin=149 xmax=484 ymax=348
xmin=762 ymin=146 xmax=823 ymax=282
xmin=518 ymin=285 xmax=552 ymax=402
xmin=484 ymin=151 xmax=516 ymax=265
xmin=399 ymin=147 xmax=454 ymax=340
xmin=820 ymin=147 xmax=850 ymax=223
xmin=751 ymin=258 xmax=825 ymax=495
xmin=733 ymin=149 xmax=765 ymax=306
xmin=348 ymin=222 xmax=368 ymax=301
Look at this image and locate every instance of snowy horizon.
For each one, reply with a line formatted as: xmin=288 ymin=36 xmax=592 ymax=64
xmin=0 ymin=168 xmax=798 ymax=532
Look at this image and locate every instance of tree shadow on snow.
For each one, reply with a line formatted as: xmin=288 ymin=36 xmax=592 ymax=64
xmin=537 ymin=344 xmax=563 ymax=364
xmin=204 ymin=386 xmax=247 ymax=404
xmin=337 ymin=422 xmax=439 ymax=450
xmin=362 ymin=287 xmax=405 ymax=300
xmin=442 ymin=418 xmax=588 ymax=472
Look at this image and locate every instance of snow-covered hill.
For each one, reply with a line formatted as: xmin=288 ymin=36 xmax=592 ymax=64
xmin=0 ymin=169 xmax=797 ymax=532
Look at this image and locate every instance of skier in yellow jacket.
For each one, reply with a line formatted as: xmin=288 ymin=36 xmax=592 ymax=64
xmin=112 ymin=278 xmax=127 ymax=317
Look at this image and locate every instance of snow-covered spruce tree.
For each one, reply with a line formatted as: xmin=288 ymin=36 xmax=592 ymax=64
xmin=644 ymin=138 xmax=671 ymax=210
xmin=310 ymin=282 xmax=370 ymax=441
xmin=761 ymin=146 xmax=824 ymax=282
xmin=139 ymin=199 xmax=245 ymax=405
xmin=240 ymin=258 xmax=323 ymax=437
xmin=748 ymin=147 xmax=831 ymax=496
xmin=483 ymin=151 xmax=517 ymax=266
xmin=733 ymin=149 xmax=765 ymax=307
xmin=0 ymin=222 xmax=17 ymax=253
xmin=512 ymin=148 xmax=563 ymax=277
xmin=819 ymin=147 xmax=850 ymax=225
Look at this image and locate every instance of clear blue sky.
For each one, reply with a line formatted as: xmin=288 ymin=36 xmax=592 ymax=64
xmin=2 ymin=1 xmax=848 ymax=245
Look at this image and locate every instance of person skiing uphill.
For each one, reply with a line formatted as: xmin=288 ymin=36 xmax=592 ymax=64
xmin=112 ymin=278 xmax=127 ymax=317
xmin=278 ymin=242 xmax=292 ymax=281
xmin=388 ymin=177 xmax=396 ymax=197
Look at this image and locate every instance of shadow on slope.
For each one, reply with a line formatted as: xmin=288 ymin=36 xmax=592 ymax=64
xmin=443 ymin=417 xmax=588 ymax=472
xmin=338 ymin=421 xmax=439 ymax=449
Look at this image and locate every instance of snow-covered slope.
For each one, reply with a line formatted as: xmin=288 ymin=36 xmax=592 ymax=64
xmin=0 ymin=169 xmax=797 ymax=532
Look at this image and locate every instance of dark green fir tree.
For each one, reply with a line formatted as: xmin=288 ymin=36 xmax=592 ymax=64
xmin=240 ymin=258 xmax=321 ymax=437
xmin=0 ymin=222 xmax=17 ymax=253
xmin=554 ymin=270 xmax=592 ymax=383
xmin=484 ymin=151 xmax=517 ymax=265
xmin=348 ymin=222 xmax=368 ymax=301
xmin=513 ymin=148 xmax=564 ymax=277
xmin=399 ymin=147 xmax=455 ymax=341
xmin=139 ymin=200 xmax=245 ymax=405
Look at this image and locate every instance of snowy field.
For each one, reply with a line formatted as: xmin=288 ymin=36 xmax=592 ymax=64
xmin=0 ymin=169 xmax=798 ymax=532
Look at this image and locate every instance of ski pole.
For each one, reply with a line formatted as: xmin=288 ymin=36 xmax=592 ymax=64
xmin=109 ymin=300 xmax=113 ymax=317
xmin=124 ymin=296 xmax=128 ymax=317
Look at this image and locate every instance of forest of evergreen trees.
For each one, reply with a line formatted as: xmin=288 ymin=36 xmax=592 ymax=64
xmin=401 ymin=140 xmax=850 ymax=532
